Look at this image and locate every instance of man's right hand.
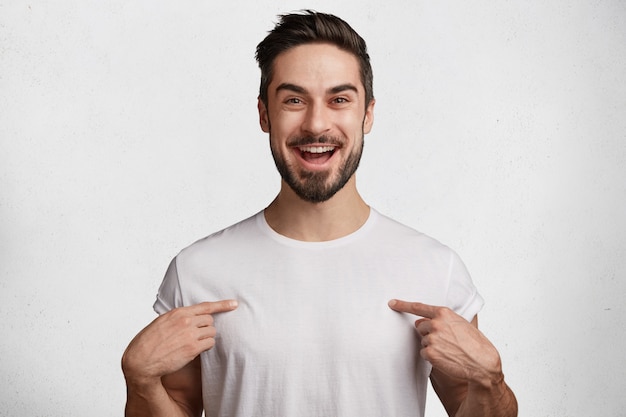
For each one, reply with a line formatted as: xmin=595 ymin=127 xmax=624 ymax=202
xmin=122 ymin=300 xmax=238 ymax=388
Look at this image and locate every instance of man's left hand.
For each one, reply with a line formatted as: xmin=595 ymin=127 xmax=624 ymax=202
xmin=388 ymin=299 xmax=503 ymax=387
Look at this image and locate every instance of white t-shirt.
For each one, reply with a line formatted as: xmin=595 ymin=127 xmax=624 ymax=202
xmin=154 ymin=208 xmax=484 ymax=417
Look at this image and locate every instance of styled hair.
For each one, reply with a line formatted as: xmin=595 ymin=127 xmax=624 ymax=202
xmin=255 ymin=10 xmax=374 ymax=108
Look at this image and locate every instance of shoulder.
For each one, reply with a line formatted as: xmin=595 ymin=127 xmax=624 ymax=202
xmin=176 ymin=211 xmax=263 ymax=261
xmin=371 ymin=209 xmax=455 ymax=257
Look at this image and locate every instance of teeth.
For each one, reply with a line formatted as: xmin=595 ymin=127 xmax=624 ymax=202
xmin=299 ymin=146 xmax=335 ymax=153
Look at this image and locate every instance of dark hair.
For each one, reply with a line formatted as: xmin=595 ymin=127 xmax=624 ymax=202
xmin=255 ymin=10 xmax=374 ymax=108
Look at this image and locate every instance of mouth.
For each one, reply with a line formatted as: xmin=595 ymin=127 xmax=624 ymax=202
xmin=296 ymin=145 xmax=337 ymax=166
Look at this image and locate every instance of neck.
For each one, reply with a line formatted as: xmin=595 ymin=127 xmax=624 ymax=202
xmin=264 ymin=176 xmax=370 ymax=242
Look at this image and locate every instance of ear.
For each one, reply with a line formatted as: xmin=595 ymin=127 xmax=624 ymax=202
xmin=363 ymin=98 xmax=375 ymax=134
xmin=258 ymin=98 xmax=270 ymax=133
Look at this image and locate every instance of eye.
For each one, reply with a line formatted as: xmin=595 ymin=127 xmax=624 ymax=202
xmin=285 ymin=97 xmax=302 ymax=105
xmin=332 ymin=97 xmax=349 ymax=105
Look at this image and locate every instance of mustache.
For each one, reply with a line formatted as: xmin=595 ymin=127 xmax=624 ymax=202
xmin=286 ymin=135 xmax=343 ymax=147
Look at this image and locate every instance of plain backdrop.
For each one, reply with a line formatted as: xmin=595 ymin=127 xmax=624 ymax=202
xmin=1 ymin=1 xmax=625 ymax=416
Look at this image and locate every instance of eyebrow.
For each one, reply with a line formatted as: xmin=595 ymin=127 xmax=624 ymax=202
xmin=275 ymin=83 xmax=359 ymax=95
xmin=328 ymin=83 xmax=358 ymax=95
xmin=275 ymin=83 xmax=307 ymax=94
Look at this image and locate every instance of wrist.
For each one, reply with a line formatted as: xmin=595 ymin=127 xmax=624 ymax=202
xmin=467 ymin=363 xmax=509 ymax=403
xmin=468 ymin=347 xmax=505 ymax=387
xmin=462 ymin=376 xmax=517 ymax=417
xmin=468 ymin=371 xmax=506 ymax=393
xmin=122 ymin=358 xmax=162 ymax=395
xmin=124 ymin=374 xmax=165 ymax=400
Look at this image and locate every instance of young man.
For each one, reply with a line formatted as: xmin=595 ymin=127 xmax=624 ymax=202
xmin=122 ymin=11 xmax=518 ymax=417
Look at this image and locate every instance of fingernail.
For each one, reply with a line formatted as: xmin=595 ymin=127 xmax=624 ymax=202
xmin=388 ymin=299 xmax=397 ymax=307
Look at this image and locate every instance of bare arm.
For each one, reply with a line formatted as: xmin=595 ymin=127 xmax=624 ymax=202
xmin=122 ymin=301 xmax=238 ymax=417
xmin=429 ymin=316 xmax=518 ymax=417
xmin=388 ymin=300 xmax=517 ymax=417
xmin=123 ymin=357 xmax=203 ymax=417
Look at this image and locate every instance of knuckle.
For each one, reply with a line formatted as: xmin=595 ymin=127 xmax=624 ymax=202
xmin=440 ymin=307 xmax=453 ymax=316
xmin=205 ymin=338 xmax=216 ymax=350
xmin=169 ymin=307 xmax=185 ymax=317
xmin=168 ymin=308 xmax=190 ymax=324
xmin=181 ymin=343 xmax=199 ymax=358
xmin=179 ymin=316 xmax=193 ymax=327
xmin=183 ymin=328 xmax=197 ymax=342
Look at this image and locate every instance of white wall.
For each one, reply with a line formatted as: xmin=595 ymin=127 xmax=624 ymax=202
xmin=1 ymin=1 xmax=625 ymax=416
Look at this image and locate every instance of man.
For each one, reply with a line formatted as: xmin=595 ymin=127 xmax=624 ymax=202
xmin=122 ymin=11 xmax=518 ymax=417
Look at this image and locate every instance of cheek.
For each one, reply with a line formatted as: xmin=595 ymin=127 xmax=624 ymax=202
xmin=269 ymin=112 xmax=303 ymax=135
xmin=336 ymin=112 xmax=366 ymax=135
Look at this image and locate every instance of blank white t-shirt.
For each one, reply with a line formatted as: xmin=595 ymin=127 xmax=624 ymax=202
xmin=154 ymin=208 xmax=484 ymax=417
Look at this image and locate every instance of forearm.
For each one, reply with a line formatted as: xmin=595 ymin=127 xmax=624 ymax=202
xmin=455 ymin=377 xmax=518 ymax=417
xmin=125 ymin=378 xmax=195 ymax=417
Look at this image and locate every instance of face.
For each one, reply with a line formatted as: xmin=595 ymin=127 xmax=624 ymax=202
xmin=258 ymin=43 xmax=375 ymax=203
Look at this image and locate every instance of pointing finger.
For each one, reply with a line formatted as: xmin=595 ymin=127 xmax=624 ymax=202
xmin=193 ymin=300 xmax=239 ymax=315
xmin=388 ymin=299 xmax=439 ymax=319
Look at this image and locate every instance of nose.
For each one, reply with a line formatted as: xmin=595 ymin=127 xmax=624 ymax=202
xmin=301 ymin=102 xmax=331 ymax=137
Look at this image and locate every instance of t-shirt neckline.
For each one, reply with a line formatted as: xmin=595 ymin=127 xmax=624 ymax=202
xmin=256 ymin=207 xmax=379 ymax=248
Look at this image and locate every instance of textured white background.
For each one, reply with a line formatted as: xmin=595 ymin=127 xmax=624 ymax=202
xmin=1 ymin=1 xmax=625 ymax=416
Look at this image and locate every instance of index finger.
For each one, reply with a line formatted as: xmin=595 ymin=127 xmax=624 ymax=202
xmin=388 ymin=299 xmax=438 ymax=318
xmin=192 ymin=300 xmax=239 ymax=315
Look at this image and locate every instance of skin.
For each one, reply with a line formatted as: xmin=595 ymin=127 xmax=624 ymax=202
xmin=122 ymin=42 xmax=517 ymax=416
xmin=122 ymin=301 xmax=238 ymax=417
xmin=259 ymin=43 xmax=375 ymax=241
xmin=388 ymin=300 xmax=518 ymax=416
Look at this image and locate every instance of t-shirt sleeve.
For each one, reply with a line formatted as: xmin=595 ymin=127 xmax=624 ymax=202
xmin=153 ymin=257 xmax=184 ymax=315
xmin=445 ymin=250 xmax=484 ymax=322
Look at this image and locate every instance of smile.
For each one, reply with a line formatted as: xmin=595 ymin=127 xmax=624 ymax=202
xmin=298 ymin=145 xmax=336 ymax=154
xmin=295 ymin=145 xmax=337 ymax=166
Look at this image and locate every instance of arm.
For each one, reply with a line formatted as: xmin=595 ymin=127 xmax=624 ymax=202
xmin=122 ymin=301 xmax=238 ymax=417
xmin=124 ymin=357 xmax=202 ymax=417
xmin=388 ymin=300 xmax=517 ymax=417
xmin=429 ymin=316 xmax=518 ymax=417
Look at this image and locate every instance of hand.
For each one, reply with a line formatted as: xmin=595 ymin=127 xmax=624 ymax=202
xmin=388 ymin=299 xmax=502 ymax=386
xmin=122 ymin=300 xmax=238 ymax=387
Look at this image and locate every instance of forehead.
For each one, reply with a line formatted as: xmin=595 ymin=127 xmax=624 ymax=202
xmin=270 ymin=43 xmax=363 ymax=94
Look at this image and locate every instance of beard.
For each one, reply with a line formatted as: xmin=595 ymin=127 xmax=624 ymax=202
xmin=270 ymin=133 xmax=364 ymax=204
